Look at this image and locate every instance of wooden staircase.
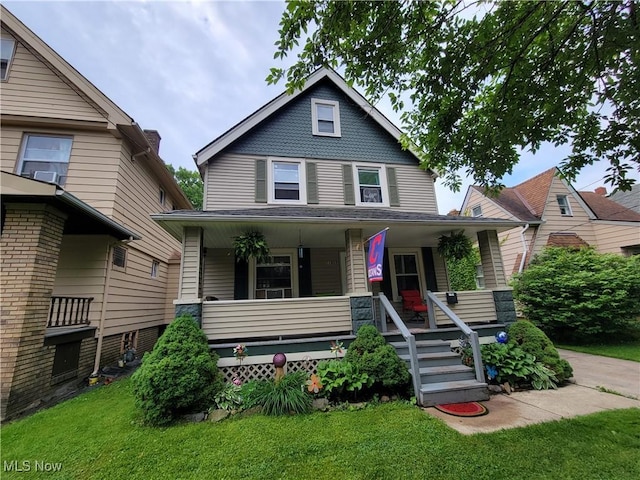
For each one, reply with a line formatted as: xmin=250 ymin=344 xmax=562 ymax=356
xmin=390 ymin=339 xmax=489 ymax=406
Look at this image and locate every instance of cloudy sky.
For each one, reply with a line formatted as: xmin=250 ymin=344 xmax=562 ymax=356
xmin=5 ymin=0 xmax=637 ymax=214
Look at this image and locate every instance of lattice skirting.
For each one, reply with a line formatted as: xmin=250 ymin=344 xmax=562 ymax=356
xmin=220 ymin=358 xmax=321 ymax=383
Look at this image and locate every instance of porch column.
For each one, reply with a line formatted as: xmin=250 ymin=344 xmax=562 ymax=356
xmin=344 ymin=229 xmax=374 ymax=332
xmin=0 ymin=203 xmax=67 ymax=421
xmin=175 ymin=226 xmax=203 ymax=326
xmin=477 ymin=230 xmax=507 ymax=288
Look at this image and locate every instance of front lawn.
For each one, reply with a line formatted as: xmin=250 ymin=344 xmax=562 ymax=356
xmin=558 ymin=342 xmax=640 ymax=362
xmin=2 ymin=379 xmax=639 ymax=479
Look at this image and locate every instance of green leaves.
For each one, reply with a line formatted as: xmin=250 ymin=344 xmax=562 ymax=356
xmin=271 ymin=0 xmax=639 ymax=192
xmin=233 ymin=231 xmax=271 ymax=264
xmin=165 ymin=163 xmax=203 ymax=210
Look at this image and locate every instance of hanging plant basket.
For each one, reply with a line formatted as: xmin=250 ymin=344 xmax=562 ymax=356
xmin=437 ymin=231 xmax=473 ymax=261
xmin=233 ymin=231 xmax=270 ymax=263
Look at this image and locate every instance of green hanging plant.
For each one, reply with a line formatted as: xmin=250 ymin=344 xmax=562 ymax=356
xmin=437 ymin=231 xmax=473 ymax=261
xmin=233 ymin=231 xmax=270 ymax=263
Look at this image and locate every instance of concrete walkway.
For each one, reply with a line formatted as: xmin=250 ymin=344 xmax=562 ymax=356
xmin=424 ymin=350 xmax=640 ymax=434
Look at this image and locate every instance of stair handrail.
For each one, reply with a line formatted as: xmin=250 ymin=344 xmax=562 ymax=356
xmin=378 ymin=293 xmax=421 ymax=399
xmin=425 ymin=291 xmax=485 ymax=384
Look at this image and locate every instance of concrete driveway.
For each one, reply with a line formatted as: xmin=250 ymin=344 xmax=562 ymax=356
xmin=424 ymin=349 xmax=640 ymax=434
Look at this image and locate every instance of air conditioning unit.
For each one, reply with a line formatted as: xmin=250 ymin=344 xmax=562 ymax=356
xmin=33 ymin=171 xmax=59 ymax=184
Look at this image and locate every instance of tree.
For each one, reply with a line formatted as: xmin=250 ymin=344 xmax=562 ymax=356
xmin=166 ymin=164 xmax=203 ymax=210
xmin=269 ymin=0 xmax=639 ymax=193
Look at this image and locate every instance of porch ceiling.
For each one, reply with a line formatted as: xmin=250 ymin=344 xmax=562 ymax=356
xmin=152 ymin=207 xmax=524 ymax=249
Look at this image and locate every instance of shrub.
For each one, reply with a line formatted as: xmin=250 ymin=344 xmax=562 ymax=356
xmin=316 ymin=359 xmax=372 ymax=401
xmin=507 ymin=320 xmax=573 ymax=382
xmin=213 ymin=383 xmax=243 ymax=411
xmin=480 ymin=342 xmax=558 ymax=390
xmin=344 ymin=325 xmax=411 ymax=393
xmin=447 ymin=247 xmax=481 ymax=291
xmin=512 ymin=248 xmax=640 ymax=342
xmin=131 ymin=315 xmax=223 ymax=425
xmin=249 ymin=371 xmax=311 ymax=416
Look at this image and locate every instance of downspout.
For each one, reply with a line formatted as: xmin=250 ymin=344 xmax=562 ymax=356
xmin=518 ymin=224 xmax=530 ymax=273
xmin=92 ymin=242 xmax=115 ymax=375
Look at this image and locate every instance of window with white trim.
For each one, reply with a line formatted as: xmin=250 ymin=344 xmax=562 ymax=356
xmin=255 ymin=255 xmax=293 ymax=299
xmin=475 ymin=264 xmax=485 ymax=289
xmin=1 ymin=36 xmax=16 ymax=81
xmin=556 ymin=195 xmax=572 ymax=216
xmin=268 ymin=159 xmax=306 ymax=204
xmin=311 ymin=98 xmax=341 ymax=137
xmin=471 ymin=205 xmax=483 ymax=217
xmin=353 ymin=164 xmax=389 ymax=206
xmin=18 ymin=134 xmax=73 ymax=186
xmin=159 ymin=189 xmax=166 ymax=206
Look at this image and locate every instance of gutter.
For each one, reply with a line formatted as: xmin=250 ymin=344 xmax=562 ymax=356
xmin=518 ymin=223 xmax=530 ymax=273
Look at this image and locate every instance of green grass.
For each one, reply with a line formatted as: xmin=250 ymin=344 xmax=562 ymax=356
xmin=2 ymin=379 xmax=640 ymax=479
xmin=558 ymin=342 xmax=640 ymax=362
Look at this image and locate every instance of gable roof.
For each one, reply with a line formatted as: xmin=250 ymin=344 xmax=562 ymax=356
xmin=1 ymin=5 xmax=192 ymax=209
xmin=194 ymin=68 xmax=426 ymax=170
xmin=578 ymin=191 xmax=640 ymax=222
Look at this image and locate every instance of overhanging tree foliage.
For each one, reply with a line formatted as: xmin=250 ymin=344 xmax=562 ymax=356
xmin=166 ymin=164 xmax=203 ymax=210
xmin=269 ymin=0 xmax=639 ymax=192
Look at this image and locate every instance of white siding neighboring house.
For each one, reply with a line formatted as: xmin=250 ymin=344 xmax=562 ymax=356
xmin=461 ymin=167 xmax=640 ymax=281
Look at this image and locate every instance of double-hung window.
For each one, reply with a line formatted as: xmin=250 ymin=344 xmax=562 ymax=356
xmin=1 ymin=36 xmax=16 ymax=81
xmin=18 ymin=134 xmax=73 ymax=186
xmin=269 ymin=159 xmax=306 ymax=204
xmin=311 ymin=98 xmax=341 ymax=137
xmin=353 ymin=164 xmax=388 ymax=206
xmin=556 ymin=195 xmax=572 ymax=216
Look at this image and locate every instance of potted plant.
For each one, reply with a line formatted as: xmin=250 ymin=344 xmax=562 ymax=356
xmin=233 ymin=231 xmax=270 ymax=263
xmin=437 ymin=231 xmax=473 ymax=261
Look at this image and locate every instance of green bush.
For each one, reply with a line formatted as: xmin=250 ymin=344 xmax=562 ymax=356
xmin=480 ymin=342 xmax=558 ymax=390
xmin=512 ymin=248 xmax=640 ymax=342
xmin=213 ymin=383 xmax=243 ymax=411
xmin=447 ymin=247 xmax=481 ymax=291
xmin=131 ymin=315 xmax=223 ymax=425
xmin=317 ymin=359 xmax=372 ymax=401
xmin=344 ymin=325 xmax=411 ymax=393
xmin=507 ymin=320 xmax=573 ymax=382
xmin=248 ymin=371 xmax=311 ymax=416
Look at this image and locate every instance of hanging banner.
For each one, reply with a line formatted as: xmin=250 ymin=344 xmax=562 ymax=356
xmin=367 ymin=229 xmax=387 ymax=282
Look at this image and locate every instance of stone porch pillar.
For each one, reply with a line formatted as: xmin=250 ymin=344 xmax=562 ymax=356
xmin=344 ymin=229 xmax=374 ymax=332
xmin=175 ymin=226 xmax=203 ymax=326
xmin=477 ymin=230 xmax=507 ymax=288
xmin=0 ymin=204 xmax=67 ymax=421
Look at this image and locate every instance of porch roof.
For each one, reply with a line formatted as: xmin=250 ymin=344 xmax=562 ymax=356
xmin=153 ymin=207 xmax=524 ymax=249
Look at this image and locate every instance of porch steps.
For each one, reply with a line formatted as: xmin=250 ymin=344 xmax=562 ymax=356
xmin=391 ymin=339 xmax=489 ymax=406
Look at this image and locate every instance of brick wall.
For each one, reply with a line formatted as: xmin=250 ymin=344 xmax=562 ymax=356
xmin=1 ymin=204 xmax=67 ymax=421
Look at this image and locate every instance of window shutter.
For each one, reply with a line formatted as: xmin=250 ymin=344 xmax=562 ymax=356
xmin=387 ymin=166 xmax=400 ymax=207
xmin=342 ymin=164 xmax=355 ymax=205
xmin=255 ymin=159 xmax=267 ymax=203
xmin=306 ymin=162 xmax=319 ymax=204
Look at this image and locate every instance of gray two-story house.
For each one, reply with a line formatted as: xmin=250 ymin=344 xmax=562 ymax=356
xmin=153 ymin=69 xmax=522 ymax=405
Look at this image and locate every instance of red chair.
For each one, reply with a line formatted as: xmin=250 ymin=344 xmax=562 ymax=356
xmin=400 ymin=290 xmax=428 ymax=322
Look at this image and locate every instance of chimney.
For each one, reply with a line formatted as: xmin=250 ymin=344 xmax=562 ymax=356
xmin=594 ymin=186 xmax=607 ymax=196
xmin=143 ymin=129 xmax=161 ymax=155
xmin=447 ymin=209 xmax=461 ymax=216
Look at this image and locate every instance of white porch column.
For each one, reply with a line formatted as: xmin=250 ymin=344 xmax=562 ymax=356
xmin=344 ymin=228 xmax=368 ymax=293
xmin=175 ymin=226 xmax=203 ymax=325
xmin=477 ymin=230 xmax=507 ymax=288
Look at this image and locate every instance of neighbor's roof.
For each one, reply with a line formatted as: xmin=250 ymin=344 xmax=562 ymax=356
xmin=579 ymin=191 xmax=640 ymax=222
xmin=608 ymin=184 xmax=640 ymax=214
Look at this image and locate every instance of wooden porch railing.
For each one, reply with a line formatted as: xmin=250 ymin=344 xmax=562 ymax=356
xmin=48 ymin=296 xmax=93 ymax=328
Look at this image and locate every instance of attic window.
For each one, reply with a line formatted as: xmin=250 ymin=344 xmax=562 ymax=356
xmin=311 ymin=98 xmax=341 ymax=137
xmin=556 ymin=195 xmax=572 ymax=216
xmin=1 ymin=36 xmax=16 ymax=81
xmin=471 ymin=205 xmax=483 ymax=217
xmin=159 ymin=189 xmax=166 ymax=206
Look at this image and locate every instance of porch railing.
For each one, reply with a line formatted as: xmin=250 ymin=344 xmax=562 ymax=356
xmin=48 ymin=296 xmax=93 ymax=328
xmin=378 ymin=293 xmax=422 ymax=400
xmin=425 ymin=291 xmax=485 ymax=384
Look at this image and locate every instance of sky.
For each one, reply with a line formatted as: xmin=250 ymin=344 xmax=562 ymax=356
xmin=4 ymin=0 xmax=638 ymax=214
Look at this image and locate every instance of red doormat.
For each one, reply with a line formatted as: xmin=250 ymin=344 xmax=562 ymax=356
xmin=434 ymin=402 xmax=488 ymax=417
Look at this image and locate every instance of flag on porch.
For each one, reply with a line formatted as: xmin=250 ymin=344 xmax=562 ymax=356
xmin=366 ymin=228 xmax=387 ymax=282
